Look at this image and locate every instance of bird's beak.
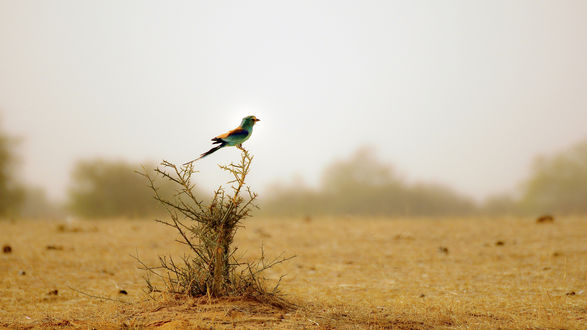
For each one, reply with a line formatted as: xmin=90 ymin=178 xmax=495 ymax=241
xmin=254 ymin=118 xmax=260 ymax=122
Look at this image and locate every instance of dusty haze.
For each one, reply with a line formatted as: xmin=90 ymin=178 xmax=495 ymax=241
xmin=1 ymin=0 xmax=586 ymax=202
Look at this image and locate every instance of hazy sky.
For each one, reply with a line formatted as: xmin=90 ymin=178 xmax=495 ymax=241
xmin=1 ymin=1 xmax=586 ymax=201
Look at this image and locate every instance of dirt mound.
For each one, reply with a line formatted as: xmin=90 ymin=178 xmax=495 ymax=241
xmin=120 ymin=295 xmax=294 ymax=329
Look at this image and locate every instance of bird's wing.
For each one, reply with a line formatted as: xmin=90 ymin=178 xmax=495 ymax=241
xmin=215 ymin=128 xmax=249 ymax=141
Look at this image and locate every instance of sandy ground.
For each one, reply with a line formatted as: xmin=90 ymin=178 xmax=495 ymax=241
xmin=0 ymin=216 xmax=585 ymax=329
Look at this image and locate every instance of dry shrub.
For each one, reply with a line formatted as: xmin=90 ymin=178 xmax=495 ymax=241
xmin=137 ymin=150 xmax=292 ymax=307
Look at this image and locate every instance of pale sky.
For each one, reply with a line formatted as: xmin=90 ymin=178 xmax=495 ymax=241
xmin=1 ymin=1 xmax=586 ymax=202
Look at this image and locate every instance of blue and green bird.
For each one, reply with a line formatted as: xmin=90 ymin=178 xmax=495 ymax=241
xmin=184 ymin=115 xmax=260 ymax=164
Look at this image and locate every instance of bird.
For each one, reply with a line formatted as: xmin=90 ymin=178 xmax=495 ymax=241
xmin=184 ymin=115 xmax=260 ymax=165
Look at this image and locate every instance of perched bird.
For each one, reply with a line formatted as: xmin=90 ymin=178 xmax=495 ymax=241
xmin=184 ymin=115 xmax=260 ymax=165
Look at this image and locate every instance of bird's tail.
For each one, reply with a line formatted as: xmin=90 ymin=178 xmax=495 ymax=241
xmin=183 ymin=143 xmax=226 ymax=165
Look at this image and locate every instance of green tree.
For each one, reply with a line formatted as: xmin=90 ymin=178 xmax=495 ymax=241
xmin=520 ymin=139 xmax=587 ymax=215
xmin=68 ymin=159 xmax=174 ymax=218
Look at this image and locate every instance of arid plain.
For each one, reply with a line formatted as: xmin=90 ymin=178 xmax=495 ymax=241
xmin=1 ymin=216 xmax=585 ymax=329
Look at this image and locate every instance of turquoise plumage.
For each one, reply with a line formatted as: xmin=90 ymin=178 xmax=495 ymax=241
xmin=184 ymin=115 xmax=260 ymax=164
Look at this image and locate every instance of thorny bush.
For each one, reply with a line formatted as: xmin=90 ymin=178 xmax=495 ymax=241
xmin=136 ymin=150 xmax=292 ymax=306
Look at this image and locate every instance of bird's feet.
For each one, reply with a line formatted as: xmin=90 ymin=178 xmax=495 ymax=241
xmin=237 ymin=144 xmax=250 ymax=155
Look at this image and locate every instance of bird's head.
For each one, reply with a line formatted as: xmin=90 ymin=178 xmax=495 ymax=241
xmin=241 ymin=115 xmax=260 ymax=128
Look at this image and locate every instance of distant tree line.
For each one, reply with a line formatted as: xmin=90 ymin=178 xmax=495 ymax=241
xmin=260 ymin=148 xmax=476 ymax=217
xmin=261 ymin=141 xmax=587 ymax=218
xmin=0 ymin=120 xmax=174 ymax=219
xmin=519 ymin=139 xmax=587 ymax=214
xmin=1 ymin=114 xmax=586 ymax=219
xmin=67 ymin=160 xmax=176 ymax=218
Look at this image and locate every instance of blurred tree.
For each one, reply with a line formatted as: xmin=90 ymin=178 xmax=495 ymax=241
xmin=520 ymin=139 xmax=587 ymax=215
xmin=481 ymin=193 xmax=518 ymax=216
xmin=261 ymin=182 xmax=324 ymax=217
xmin=0 ymin=124 xmax=24 ymax=217
xmin=261 ymin=147 xmax=476 ymax=217
xmin=68 ymin=159 xmax=175 ymax=218
xmin=407 ymin=183 xmax=476 ymax=216
xmin=319 ymin=147 xmax=406 ymax=215
xmin=321 ymin=147 xmax=399 ymax=192
xmin=20 ymin=186 xmax=64 ymax=219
